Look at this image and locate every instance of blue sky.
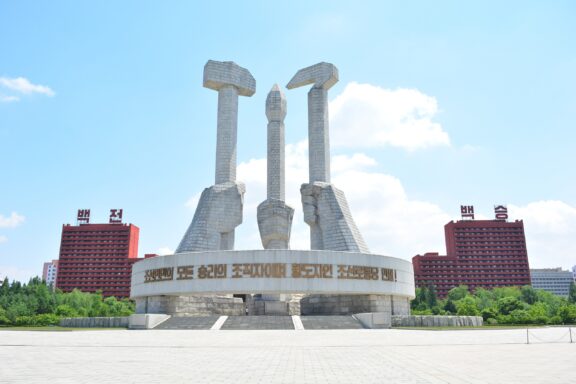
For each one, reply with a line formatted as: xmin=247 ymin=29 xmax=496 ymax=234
xmin=1 ymin=1 xmax=575 ymax=281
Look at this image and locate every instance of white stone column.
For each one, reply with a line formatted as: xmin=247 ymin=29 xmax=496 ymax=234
xmin=215 ymin=85 xmax=239 ymax=184
xmin=266 ymin=84 xmax=286 ymax=200
xmin=257 ymin=84 xmax=294 ymax=251
xmin=308 ymin=87 xmax=330 ymax=183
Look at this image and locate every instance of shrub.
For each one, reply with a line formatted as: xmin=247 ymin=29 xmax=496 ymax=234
xmin=485 ymin=318 xmax=498 ymax=325
xmin=497 ymin=297 xmax=525 ymax=315
xmin=548 ymin=315 xmax=562 ymax=325
xmin=481 ymin=307 xmax=498 ymax=321
xmin=34 ymin=314 xmax=60 ymax=326
xmin=509 ymin=309 xmax=532 ymax=324
xmin=55 ymin=304 xmax=78 ymax=317
xmin=456 ymin=296 xmax=480 ymax=316
xmin=557 ymin=305 xmax=576 ymax=324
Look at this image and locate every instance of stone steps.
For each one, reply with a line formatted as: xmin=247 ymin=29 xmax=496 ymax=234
xmin=300 ymin=315 xmax=365 ymax=329
xmin=221 ymin=316 xmax=295 ymax=330
xmin=151 ymin=315 xmax=365 ymax=330
xmin=154 ymin=316 xmax=220 ymax=330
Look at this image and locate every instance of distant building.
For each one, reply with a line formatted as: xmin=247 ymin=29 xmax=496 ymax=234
xmin=42 ymin=260 xmax=59 ymax=286
xmin=531 ymin=268 xmax=574 ymax=297
xmin=412 ymin=205 xmax=531 ymax=297
xmin=573 ymin=265 xmax=576 ymax=280
xmin=56 ymin=209 xmax=140 ymax=298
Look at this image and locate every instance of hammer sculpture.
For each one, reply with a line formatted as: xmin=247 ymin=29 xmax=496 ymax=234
xmin=176 ymin=61 xmax=255 ymax=253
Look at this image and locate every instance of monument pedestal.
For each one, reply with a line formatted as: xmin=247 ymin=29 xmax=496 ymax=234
xmin=136 ymin=295 xmax=245 ymax=317
xmin=131 ymin=249 xmax=414 ymax=323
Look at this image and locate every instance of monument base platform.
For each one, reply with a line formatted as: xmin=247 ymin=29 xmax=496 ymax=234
xmin=136 ymin=295 xmax=245 ymax=317
xmin=131 ymin=249 xmax=415 ymax=321
xmin=300 ymin=294 xmax=410 ymax=316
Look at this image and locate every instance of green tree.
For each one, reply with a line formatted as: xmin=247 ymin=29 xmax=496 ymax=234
xmin=568 ymin=282 xmax=576 ymax=304
xmin=0 ymin=277 xmax=135 ymax=327
xmin=55 ymin=304 xmax=78 ymax=317
xmin=557 ymin=304 xmax=576 ymax=324
xmin=520 ymin=285 xmax=538 ymax=305
xmin=492 ymin=286 xmax=521 ymax=300
xmin=6 ymin=300 xmax=33 ymax=322
xmin=509 ymin=309 xmax=532 ymax=324
xmin=0 ymin=277 xmax=9 ymax=296
xmin=497 ymin=296 xmax=525 ymax=315
xmin=473 ymin=288 xmax=495 ymax=310
xmin=455 ymin=296 xmax=480 ymax=316
xmin=411 ymin=287 xmax=429 ymax=311
xmin=425 ymin=284 xmax=438 ymax=309
xmin=443 ymin=299 xmax=457 ymax=314
xmin=59 ymin=289 xmax=92 ymax=316
xmin=528 ymin=302 xmax=549 ymax=324
xmin=0 ymin=306 xmax=10 ymax=325
xmin=481 ymin=307 xmax=498 ymax=322
xmin=536 ymin=290 xmax=563 ymax=315
xmin=447 ymin=285 xmax=469 ymax=301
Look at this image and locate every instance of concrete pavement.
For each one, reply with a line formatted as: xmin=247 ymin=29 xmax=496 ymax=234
xmin=0 ymin=327 xmax=574 ymax=383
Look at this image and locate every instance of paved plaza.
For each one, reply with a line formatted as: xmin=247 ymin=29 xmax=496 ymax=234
xmin=1 ymin=327 xmax=575 ymax=383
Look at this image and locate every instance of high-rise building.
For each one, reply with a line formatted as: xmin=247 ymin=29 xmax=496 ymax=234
xmin=42 ymin=260 xmax=59 ymax=286
xmin=56 ymin=209 xmax=140 ymax=298
xmin=530 ymin=268 xmax=574 ymax=297
xmin=412 ymin=205 xmax=531 ymax=297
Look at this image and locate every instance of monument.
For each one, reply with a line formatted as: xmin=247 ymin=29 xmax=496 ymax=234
xmin=257 ymin=84 xmax=294 ymax=250
xmin=287 ymin=63 xmax=369 ymax=253
xmin=131 ymin=60 xmax=415 ymax=326
xmin=176 ymin=61 xmax=254 ymax=253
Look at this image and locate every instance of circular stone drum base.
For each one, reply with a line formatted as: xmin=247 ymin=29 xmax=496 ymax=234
xmin=131 ymin=249 xmax=415 ymax=318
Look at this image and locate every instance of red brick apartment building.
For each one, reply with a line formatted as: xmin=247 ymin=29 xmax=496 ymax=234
xmin=56 ymin=209 xmax=140 ymax=298
xmin=412 ymin=206 xmax=531 ymax=297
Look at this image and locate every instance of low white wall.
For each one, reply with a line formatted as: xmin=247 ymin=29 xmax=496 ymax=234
xmin=392 ymin=315 xmax=483 ymax=327
xmin=59 ymin=317 xmax=129 ymax=328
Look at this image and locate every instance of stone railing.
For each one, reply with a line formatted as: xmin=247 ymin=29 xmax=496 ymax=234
xmin=59 ymin=317 xmax=129 ymax=328
xmin=392 ymin=315 xmax=483 ymax=327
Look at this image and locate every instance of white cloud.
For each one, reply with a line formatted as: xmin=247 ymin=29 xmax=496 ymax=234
xmin=0 ymin=94 xmax=19 ymax=102
xmin=183 ymin=141 xmax=576 ymax=271
xmin=0 ymin=235 xmax=7 ymax=243
xmin=0 ymin=77 xmax=55 ymax=96
xmin=509 ymin=201 xmax=576 ymax=270
xmin=332 ymin=153 xmax=376 ymax=173
xmin=0 ymin=77 xmax=55 ymax=102
xmin=194 ymin=139 xmax=451 ymax=261
xmin=157 ymin=247 xmax=174 ymax=256
xmin=0 ymin=212 xmax=25 ymax=228
xmin=330 ymin=82 xmax=450 ymax=151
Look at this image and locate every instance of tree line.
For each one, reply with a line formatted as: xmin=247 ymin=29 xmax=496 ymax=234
xmin=0 ymin=277 xmax=135 ymax=326
xmin=411 ymin=282 xmax=576 ymax=325
xmin=3 ymin=276 xmax=576 ymax=327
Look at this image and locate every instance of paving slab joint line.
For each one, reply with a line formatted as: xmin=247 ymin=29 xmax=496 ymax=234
xmin=211 ymin=316 xmax=228 ymax=330
xmin=292 ymin=315 xmax=304 ymax=330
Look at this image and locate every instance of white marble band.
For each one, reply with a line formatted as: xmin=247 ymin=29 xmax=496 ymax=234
xmin=130 ymin=250 xmax=415 ymax=299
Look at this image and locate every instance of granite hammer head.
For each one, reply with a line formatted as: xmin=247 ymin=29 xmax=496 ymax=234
xmin=203 ymin=60 xmax=256 ymax=96
xmin=286 ymin=62 xmax=339 ymax=90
